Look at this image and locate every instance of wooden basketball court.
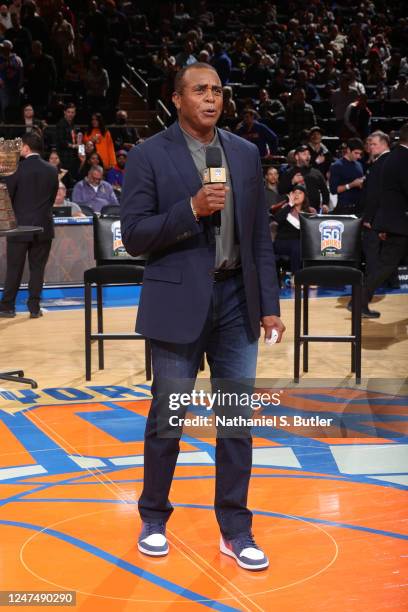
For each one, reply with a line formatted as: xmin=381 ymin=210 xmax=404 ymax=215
xmin=0 ymin=292 xmax=406 ymax=611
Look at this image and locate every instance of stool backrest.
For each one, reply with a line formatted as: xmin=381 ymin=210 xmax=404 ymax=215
xmin=300 ymin=213 xmax=362 ymax=267
xmin=93 ymin=214 xmax=146 ymax=265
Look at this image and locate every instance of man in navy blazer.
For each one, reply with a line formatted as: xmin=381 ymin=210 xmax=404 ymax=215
xmin=121 ymin=63 xmax=285 ymax=571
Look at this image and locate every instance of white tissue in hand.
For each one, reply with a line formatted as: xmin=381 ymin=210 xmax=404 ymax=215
xmin=265 ymin=329 xmax=279 ymax=345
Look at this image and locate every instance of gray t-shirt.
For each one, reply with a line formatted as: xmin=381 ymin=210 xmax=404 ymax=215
xmin=181 ymin=125 xmax=240 ymax=270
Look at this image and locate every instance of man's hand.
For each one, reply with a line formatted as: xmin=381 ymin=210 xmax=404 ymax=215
xmin=378 ymin=232 xmax=387 ymax=241
xmin=261 ymin=315 xmax=286 ymax=343
xmin=363 ymin=221 xmax=372 ymax=229
xmin=321 ymin=204 xmax=329 ymax=214
xmin=192 ymin=184 xmax=229 ymax=217
xmin=350 ymin=177 xmax=365 ymax=189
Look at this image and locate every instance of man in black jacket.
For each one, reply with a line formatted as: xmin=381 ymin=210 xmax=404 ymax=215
xmin=0 ymin=133 xmax=58 ymax=318
xmin=363 ymin=123 xmax=408 ymax=317
xmin=278 ymin=145 xmax=330 ymax=212
xmin=55 ymin=103 xmax=79 ymax=178
xmin=361 ymin=132 xmax=390 ymax=279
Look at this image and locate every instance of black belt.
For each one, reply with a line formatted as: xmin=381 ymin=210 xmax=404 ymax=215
xmin=213 ymin=267 xmax=242 ymax=282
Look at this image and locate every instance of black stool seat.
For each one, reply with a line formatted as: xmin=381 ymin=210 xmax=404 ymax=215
xmin=295 ymin=265 xmax=363 ymax=286
xmin=294 ymin=265 xmax=362 ymax=384
xmin=84 ymin=265 xmax=145 ymax=285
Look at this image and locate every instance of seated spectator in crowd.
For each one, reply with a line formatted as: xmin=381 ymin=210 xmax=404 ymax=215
xmin=83 ymin=112 xmax=116 ymax=170
xmin=269 ymin=68 xmax=291 ymax=100
xmin=307 ymin=126 xmax=333 ymax=178
xmin=244 ymin=50 xmax=271 ymax=88
xmin=220 ymin=85 xmax=237 ymax=128
xmin=21 ymin=103 xmax=43 ymax=130
xmin=110 ymin=109 xmax=141 ymax=151
xmin=229 ymin=39 xmax=251 ymax=70
xmin=53 ymin=181 xmax=85 ymax=217
xmin=329 ymin=138 xmax=365 ymax=215
xmin=0 ymin=4 xmax=12 ymax=35
xmin=72 ymin=165 xmax=118 ymax=213
xmin=264 ymin=166 xmax=281 ymax=209
xmin=175 ymin=40 xmax=197 ymax=67
xmin=13 ymin=103 xmax=45 ymax=138
xmin=286 ymin=88 xmax=317 ymax=147
xmin=51 ymin=11 xmax=75 ymax=75
xmin=48 ymin=149 xmax=74 ymax=188
xmin=361 ymin=49 xmax=386 ymax=85
xmin=84 ymin=55 xmax=109 ymax=113
xmin=25 ymin=40 xmax=57 ymax=118
xmin=272 ymin=184 xmax=315 ymax=274
xmin=278 ymin=145 xmax=330 ymax=212
xmin=317 ymin=52 xmax=339 ymax=87
xmin=106 ymin=150 xmax=127 ymax=193
xmin=78 ymin=151 xmax=105 ymax=180
xmin=344 ymin=94 xmax=372 ymax=139
xmin=5 ymin=11 xmax=32 ymax=64
xmin=0 ymin=39 xmax=23 ymax=122
xmin=211 ymin=42 xmax=231 ymax=85
xmin=235 ymin=109 xmax=278 ymax=159
xmin=390 ymin=75 xmax=408 ymax=101
xmin=256 ymin=88 xmax=285 ymax=131
xmin=296 ymin=70 xmax=320 ymax=103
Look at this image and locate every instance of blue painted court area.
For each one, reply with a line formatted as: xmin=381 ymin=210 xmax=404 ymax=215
xmin=10 ymin=282 xmax=408 ymax=313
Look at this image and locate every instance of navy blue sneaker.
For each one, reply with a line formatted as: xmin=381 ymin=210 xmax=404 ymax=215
xmin=220 ymin=532 xmax=269 ymax=570
xmin=0 ymin=310 xmax=15 ymax=318
xmin=138 ymin=522 xmax=168 ymax=556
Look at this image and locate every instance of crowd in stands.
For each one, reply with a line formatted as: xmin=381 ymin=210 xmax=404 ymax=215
xmin=0 ymin=0 xmax=406 ymax=286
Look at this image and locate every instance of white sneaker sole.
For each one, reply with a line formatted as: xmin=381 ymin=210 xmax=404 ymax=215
xmin=220 ymin=537 xmax=269 ymax=571
xmin=137 ymin=542 xmax=169 ymax=557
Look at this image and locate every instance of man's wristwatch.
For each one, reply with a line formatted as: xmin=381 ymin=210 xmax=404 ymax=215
xmin=345 ymin=183 xmax=350 ymax=191
xmin=190 ymin=197 xmax=200 ymax=222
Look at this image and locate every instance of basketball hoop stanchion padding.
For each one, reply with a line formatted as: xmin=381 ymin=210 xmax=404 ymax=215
xmin=0 ymin=137 xmax=22 ymax=231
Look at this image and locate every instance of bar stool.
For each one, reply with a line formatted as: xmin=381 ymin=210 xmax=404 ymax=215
xmin=294 ymin=213 xmax=364 ymax=384
xmin=294 ymin=266 xmax=363 ymax=384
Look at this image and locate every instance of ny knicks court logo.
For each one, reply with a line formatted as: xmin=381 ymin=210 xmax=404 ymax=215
xmin=319 ymin=219 xmax=344 ymax=256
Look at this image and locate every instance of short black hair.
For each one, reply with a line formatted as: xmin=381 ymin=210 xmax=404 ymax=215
xmin=22 ymin=132 xmax=43 ymax=153
xmin=347 ymin=138 xmax=364 ymax=151
xmin=174 ymin=62 xmax=219 ymax=94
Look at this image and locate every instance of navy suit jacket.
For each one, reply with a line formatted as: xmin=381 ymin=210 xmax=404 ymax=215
xmin=120 ymin=121 xmax=280 ymax=343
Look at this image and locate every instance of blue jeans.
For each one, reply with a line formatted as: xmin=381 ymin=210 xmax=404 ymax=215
xmin=138 ymin=273 xmax=258 ymax=539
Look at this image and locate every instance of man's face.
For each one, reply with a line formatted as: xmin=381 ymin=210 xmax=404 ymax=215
xmin=24 ymin=106 xmax=34 ymax=119
xmin=64 ymin=107 xmax=75 ymax=122
xmin=370 ymin=137 xmax=388 ymax=157
xmin=55 ymin=187 xmax=66 ymax=205
xmin=266 ymin=167 xmax=278 ymax=185
xmin=259 ymin=89 xmax=268 ymax=102
xmin=172 ymin=68 xmax=223 ymax=133
xmin=32 ymin=42 xmax=42 ymax=57
xmin=243 ymin=112 xmax=254 ymax=127
xmin=116 ymin=111 xmax=127 ymax=123
xmin=348 ymin=148 xmax=363 ymax=161
xmin=117 ymin=154 xmax=126 ymax=169
xmin=310 ymin=131 xmax=321 ymax=145
xmin=295 ymin=150 xmax=311 ymax=166
xmin=293 ymin=90 xmax=305 ymax=105
xmin=88 ymin=171 xmax=103 ymax=186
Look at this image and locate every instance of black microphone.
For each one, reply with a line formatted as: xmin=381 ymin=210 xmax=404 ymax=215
xmin=204 ymin=146 xmax=226 ymax=232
